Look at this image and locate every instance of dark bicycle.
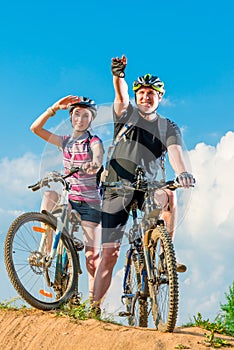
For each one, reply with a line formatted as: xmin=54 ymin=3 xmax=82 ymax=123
xmin=108 ymin=166 xmax=187 ymax=332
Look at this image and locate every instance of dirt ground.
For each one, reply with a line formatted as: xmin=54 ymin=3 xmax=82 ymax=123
xmin=0 ymin=309 xmax=233 ymax=350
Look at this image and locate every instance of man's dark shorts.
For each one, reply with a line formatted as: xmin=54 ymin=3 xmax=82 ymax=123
xmin=101 ymin=189 xmax=144 ymax=244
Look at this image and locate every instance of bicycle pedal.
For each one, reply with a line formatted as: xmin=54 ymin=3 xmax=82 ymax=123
xmin=119 ymin=311 xmax=131 ymax=317
xmin=159 ymin=275 xmax=169 ymax=284
xmin=73 ymin=238 xmax=84 ymax=251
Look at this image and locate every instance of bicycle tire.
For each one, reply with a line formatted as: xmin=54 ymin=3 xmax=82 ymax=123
xmin=124 ymin=250 xmax=148 ymax=327
xmin=4 ymin=212 xmax=79 ymax=310
xmin=148 ymin=225 xmax=178 ymax=332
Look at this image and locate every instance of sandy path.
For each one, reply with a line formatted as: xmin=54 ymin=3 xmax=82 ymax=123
xmin=0 ymin=309 xmax=233 ymax=350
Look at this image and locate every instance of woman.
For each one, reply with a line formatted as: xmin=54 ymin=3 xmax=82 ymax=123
xmin=30 ymin=95 xmax=104 ymax=302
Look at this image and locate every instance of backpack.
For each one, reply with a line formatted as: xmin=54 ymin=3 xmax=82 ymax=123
xmin=63 ymin=131 xmax=103 ymax=187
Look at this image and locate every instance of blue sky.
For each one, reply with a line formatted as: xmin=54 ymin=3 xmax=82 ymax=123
xmin=0 ymin=0 xmax=234 ymax=326
xmin=1 ymin=0 xmax=233 ymax=158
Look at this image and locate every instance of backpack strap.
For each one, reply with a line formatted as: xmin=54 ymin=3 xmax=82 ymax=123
xmin=62 ymin=135 xmax=71 ymax=149
xmin=158 ymin=115 xmax=167 ymax=150
xmin=158 ymin=115 xmax=168 ymax=181
xmin=101 ymin=107 xmax=139 ymax=182
xmin=86 ymin=131 xmax=104 ymax=188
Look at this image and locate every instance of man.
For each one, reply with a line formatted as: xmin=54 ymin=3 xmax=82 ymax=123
xmin=92 ymin=55 xmax=194 ymax=311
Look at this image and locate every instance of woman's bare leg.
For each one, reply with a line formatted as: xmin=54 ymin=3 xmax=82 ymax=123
xmin=81 ymin=221 xmax=101 ymax=301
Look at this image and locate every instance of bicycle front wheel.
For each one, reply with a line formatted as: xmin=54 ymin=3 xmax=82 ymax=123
xmin=148 ymin=226 xmax=178 ymax=332
xmin=124 ymin=249 xmax=148 ymax=327
xmin=4 ymin=212 xmax=79 ymax=310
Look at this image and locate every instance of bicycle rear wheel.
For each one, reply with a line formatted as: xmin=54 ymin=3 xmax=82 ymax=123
xmin=148 ymin=226 xmax=178 ymax=332
xmin=124 ymin=249 xmax=148 ymax=327
xmin=4 ymin=212 xmax=79 ymax=310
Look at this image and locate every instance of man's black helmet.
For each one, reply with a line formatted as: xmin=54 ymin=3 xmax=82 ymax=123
xmin=133 ymin=74 xmax=165 ymax=96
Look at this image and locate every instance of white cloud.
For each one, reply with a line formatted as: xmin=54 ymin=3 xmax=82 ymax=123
xmin=160 ymin=97 xmax=175 ymax=107
xmin=0 ymin=151 xmax=63 ymax=236
xmin=0 ymin=153 xmax=41 ymax=212
xmin=173 ymin=132 xmax=234 ymax=323
xmin=181 ymin=131 xmax=234 ymax=239
xmin=95 ymin=104 xmax=113 ymax=125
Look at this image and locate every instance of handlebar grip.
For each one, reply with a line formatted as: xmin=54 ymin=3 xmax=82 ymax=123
xmin=28 ymin=182 xmax=42 ymax=192
xmin=63 ymin=166 xmax=81 ymax=179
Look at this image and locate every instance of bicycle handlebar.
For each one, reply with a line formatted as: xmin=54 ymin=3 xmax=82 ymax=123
xmin=102 ymin=179 xmax=182 ymax=192
xmin=103 ymin=164 xmax=194 ymax=192
xmin=28 ymin=166 xmax=81 ymax=192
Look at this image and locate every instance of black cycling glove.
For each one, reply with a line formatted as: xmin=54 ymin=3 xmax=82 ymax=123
xmin=111 ymin=59 xmax=126 ymax=78
xmin=176 ymin=172 xmax=195 ymax=188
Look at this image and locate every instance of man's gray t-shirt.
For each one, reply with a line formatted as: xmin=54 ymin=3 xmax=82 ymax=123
xmin=106 ymin=103 xmax=182 ymax=183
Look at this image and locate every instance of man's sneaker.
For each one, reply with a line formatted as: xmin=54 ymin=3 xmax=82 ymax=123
xmin=176 ymin=262 xmax=187 ymax=273
xmin=69 ymin=292 xmax=81 ymax=306
xmin=89 ymin=304 xmax=101 ymax=318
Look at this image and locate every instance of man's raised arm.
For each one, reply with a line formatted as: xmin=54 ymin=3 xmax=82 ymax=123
xmin=111 ymin=55 xmax=129 ymax=117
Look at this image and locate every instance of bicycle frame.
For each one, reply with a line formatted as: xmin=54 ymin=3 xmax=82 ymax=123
xmin=39 ymin=186 xmax=70 ymax=264
xmin=122 ymin=247 xmax=147 ymax=317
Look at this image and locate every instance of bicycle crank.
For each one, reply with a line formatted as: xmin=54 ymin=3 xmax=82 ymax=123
xmin=119 ymin=311 xmax=131 ymax=317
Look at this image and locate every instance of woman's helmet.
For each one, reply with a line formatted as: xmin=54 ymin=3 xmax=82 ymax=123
xmin=69 ymin=96 xmax=97 ymax=118
xmin=133 ymin=74 xmax=165 ymax=96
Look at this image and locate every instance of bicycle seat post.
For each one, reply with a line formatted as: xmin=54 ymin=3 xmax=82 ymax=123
xmin=129 ymin=201 xmax=142 ymax=245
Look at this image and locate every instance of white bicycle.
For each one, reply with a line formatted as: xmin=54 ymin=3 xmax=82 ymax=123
xmin=4 ymin=167 xmax=85 ymax=310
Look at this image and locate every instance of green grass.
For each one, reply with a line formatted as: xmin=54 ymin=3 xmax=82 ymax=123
xmin=191 ymin=281 xmax=234 ymax=338
xmin=0 ymin=297 xmax=27 ymax=310
xmin=220 ymin=281 xmax=234 ymax=337
xmin=185 ymin=312 xmax=234 ymax=348
xmin=193 ymin=312 xmax=230 ymax=335
xmin=55 ymin=299 xmax=120 ymax=325
xmin=182 ymin=282 xmax=234 ymax=348
xmin=56 ymin=300 xmax=91 ymax=321
xmin=174 ymin=344 xmax=190 ymax=349
xmin=0 ymin=296 xmax=119 ymax=326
